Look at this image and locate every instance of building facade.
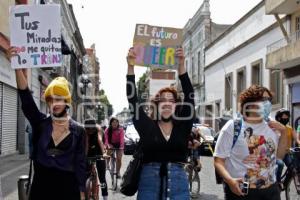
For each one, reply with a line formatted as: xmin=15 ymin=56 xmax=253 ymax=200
xmin=204 ymin=1 xmax=287 ymax=130
xmin=81 ymin=44 xmax=101 ymax=122
xmin=182 ymin=0 xmax=230 ymax=122
xmin=0 ymin=0 xmax=31 ymax=155
xmin=0 ymin=0 xmax=86 ymax=155
xmin=265 ymin=0 xmax=300 ymax=128
xmin=40 ymin=0 xmax=86 ymax=122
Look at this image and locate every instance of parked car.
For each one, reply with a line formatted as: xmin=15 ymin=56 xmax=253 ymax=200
xmin=193 ymin=124 xmax=216 ymax=155
xmin=214 ymin=116 xmax=232 ymax=147
xmin=124 ymin=124 xmax=140 ymax=155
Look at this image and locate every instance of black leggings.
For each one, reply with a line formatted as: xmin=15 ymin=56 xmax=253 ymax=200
xmin=96 ymin=159 xmax=108 ymax=196
xmin=224 ymin=183 xmax=281 ymax=200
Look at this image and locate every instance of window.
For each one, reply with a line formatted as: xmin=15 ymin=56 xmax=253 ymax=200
xmin=16 ymin=0 xmax=27 ymax=4
xmin=225 ymin=73 xmax=233 ymax=110
xmin=204 ymin=105 xmax=213 ymax=127
xmin=296 ymin=16 xmax=300 ymax=39
xmin=215 ymin=101 xmax=220 ymax=118
xmin=237 ymin=67 xmax=246 ymax=98
xmin=270 ymin=70 xmax=281 ymax=105
xmin=198 ymin=51 xmax=202 ymax=83
xmin=251 ymin=60 xmax=262 ymax=85
xmin=185 ymin=60 xmax=189 ymax=75
xmin=192 ymin=57 xmax=196 ymax=81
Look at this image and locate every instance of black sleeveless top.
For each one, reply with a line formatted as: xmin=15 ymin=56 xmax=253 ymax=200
xmin=47 ymin=133 xmax=73 ymax=157
xmin=87 ymin=133 xmax=102 ymax=156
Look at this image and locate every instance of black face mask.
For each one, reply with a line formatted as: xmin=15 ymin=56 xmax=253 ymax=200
xmin=161 ymin=116 xmax=172 ymax=122
xmin=279 ymin=118 xmax=289 ymax=126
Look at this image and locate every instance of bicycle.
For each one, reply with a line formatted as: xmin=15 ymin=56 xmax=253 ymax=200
xmin=86 ymin=155 xmax=104 ymax=200
xmin=280 ymin=147 xmax=300 ymax=200
xmin=185 ymin=145 xmax=201 ymax=198
xmin=106 ymin=148 xmax=119 ymax=191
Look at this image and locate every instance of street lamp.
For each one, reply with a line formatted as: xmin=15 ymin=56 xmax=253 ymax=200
xmin=79 ymin=74 xmax=93 ymax=119
xmin=78 ymin=74 xmax=93 ymax=98
xmin=96 ymin=102 xmax=104 ymax=124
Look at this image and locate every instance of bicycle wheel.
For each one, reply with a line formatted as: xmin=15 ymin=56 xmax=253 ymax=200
xmin=85 ymin=177 xmax=93 ymax=200
xmin=285 ymin=173 xmax=300 ymax=200
xmin=190 ymin=169 xmax=200 ymax=198
xmin=112 ymin=174 xmax=118 ymax=191
xmin=92 ymin=177 xmax=99 ymax=200
xmin=110 ymin=157 xmax=118 ymax=191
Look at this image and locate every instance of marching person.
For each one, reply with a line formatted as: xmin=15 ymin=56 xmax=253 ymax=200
xmin=126 ymin=47 xmax=194 ymax=199
xmin=214 ymin=85 xmax=287 ymax=200
xmin=8 ymin=47 xmax=86 ymax=200
xmin=188 ymin=127 xmax=206 ymax=171
xmin=104 ymin=117 xmax=125 ymax=178
xmin=84 ymin=119 xmax=108 ymax=200
xmin=275 ymin=109 xmax=300 ymax=184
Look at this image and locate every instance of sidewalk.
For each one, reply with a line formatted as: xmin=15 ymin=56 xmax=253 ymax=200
xmin=0 ymin=153 xmax=29 ymax=200
xmin=0 ymin=153 xmax=136 ymax=200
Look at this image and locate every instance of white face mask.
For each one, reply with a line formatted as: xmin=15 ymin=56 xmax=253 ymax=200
xmin=260 ymin=100 xmax=272 ymax=122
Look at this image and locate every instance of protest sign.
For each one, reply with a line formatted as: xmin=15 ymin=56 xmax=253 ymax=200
xmin=133 ymin=24 xmax=183 ymax=69
xmin=9 ymin=5 xmax=61 ymax=69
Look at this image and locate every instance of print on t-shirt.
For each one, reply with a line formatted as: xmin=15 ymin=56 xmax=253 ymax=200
xmin=242 ymin=127 xmax=277 ymax=188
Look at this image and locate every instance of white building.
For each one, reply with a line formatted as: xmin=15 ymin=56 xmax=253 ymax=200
xmin=265 ymin=0 xmax=300 ymax=128
xmin=182 ymin=0 xmax=230 ymax=120
xmin=204 ymin=1 xmax=287 ymax=130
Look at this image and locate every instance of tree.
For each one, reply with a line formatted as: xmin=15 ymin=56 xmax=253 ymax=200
xmin=137 ymin=72 xmax=148 ymax=103
xmin=98 ymin=89 xmax=113 ymax=122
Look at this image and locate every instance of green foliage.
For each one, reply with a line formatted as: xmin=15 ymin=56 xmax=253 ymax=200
xmin=97 ymin=89 xmax=113 ymax=122
xmin=137 ymin=73 xmax=147 ymax=103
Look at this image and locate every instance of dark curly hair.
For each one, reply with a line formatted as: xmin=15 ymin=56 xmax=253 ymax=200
xmin=150 ymin=87 xmax=182 ymax=121
xmin=239 ymin=85 xmax=273 ymax=116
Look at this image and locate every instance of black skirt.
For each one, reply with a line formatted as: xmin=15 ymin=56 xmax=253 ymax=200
xmin=29 ymin=162 xmax=80 ymax=200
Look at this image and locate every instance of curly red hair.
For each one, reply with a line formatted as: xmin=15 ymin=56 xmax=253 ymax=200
xmin=239 ymin=85 xmax=273 ymax=115
xmin=149 ymin=87 xmax=182 ymax=120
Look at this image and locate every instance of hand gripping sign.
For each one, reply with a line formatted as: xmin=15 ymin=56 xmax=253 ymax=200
xmin=132 ymin=24 xmax=183 ymax=69
xmin=9 ymin=4 xmax=61 ymax=69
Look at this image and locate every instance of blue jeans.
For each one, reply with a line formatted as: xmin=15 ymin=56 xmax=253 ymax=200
xmin=276 ymin=154 xmax=293 ymax=182
xmin=192 ymin=149 xmax=200 ymax=160
xmin=137 ymin=162 xmax=189 ymax=200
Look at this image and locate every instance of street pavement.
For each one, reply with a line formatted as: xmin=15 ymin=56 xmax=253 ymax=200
xmin=1 ymin=153 xmax=299 ymax=200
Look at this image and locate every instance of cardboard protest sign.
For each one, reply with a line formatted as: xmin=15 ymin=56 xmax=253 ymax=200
xmin=9 ymin=5 xmax=61 ymax=69
xmin=133 ymin=24 xmax=183 ymax=69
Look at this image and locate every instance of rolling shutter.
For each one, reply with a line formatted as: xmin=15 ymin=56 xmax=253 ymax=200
xmin=1 ymin=84 xmax=18 ymax=155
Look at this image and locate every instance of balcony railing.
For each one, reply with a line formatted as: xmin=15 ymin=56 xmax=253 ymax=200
xmin=267 ymin=30 xmax=300 ymax=54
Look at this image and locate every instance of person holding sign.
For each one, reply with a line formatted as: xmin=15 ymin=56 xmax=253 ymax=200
xmin=8 ymin=48 xmax=86 ymax=200
xmin=126 ymin=47 xmax=194 ymax=199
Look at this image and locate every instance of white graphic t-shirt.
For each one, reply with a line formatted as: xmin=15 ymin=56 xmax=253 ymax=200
xmin=214 ymin=120 xmax=280 ymax=188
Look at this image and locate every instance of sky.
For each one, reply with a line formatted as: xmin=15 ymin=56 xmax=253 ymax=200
xmin=66 ymin=0 xmax=262 ymax=114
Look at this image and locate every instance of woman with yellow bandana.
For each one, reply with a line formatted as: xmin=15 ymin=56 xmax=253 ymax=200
xmin=7 ymin=47 xmax=86 ymax=200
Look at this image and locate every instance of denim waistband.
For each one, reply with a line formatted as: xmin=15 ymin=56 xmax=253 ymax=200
xmin=143 ymin=162 xmax=185 ymax=168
